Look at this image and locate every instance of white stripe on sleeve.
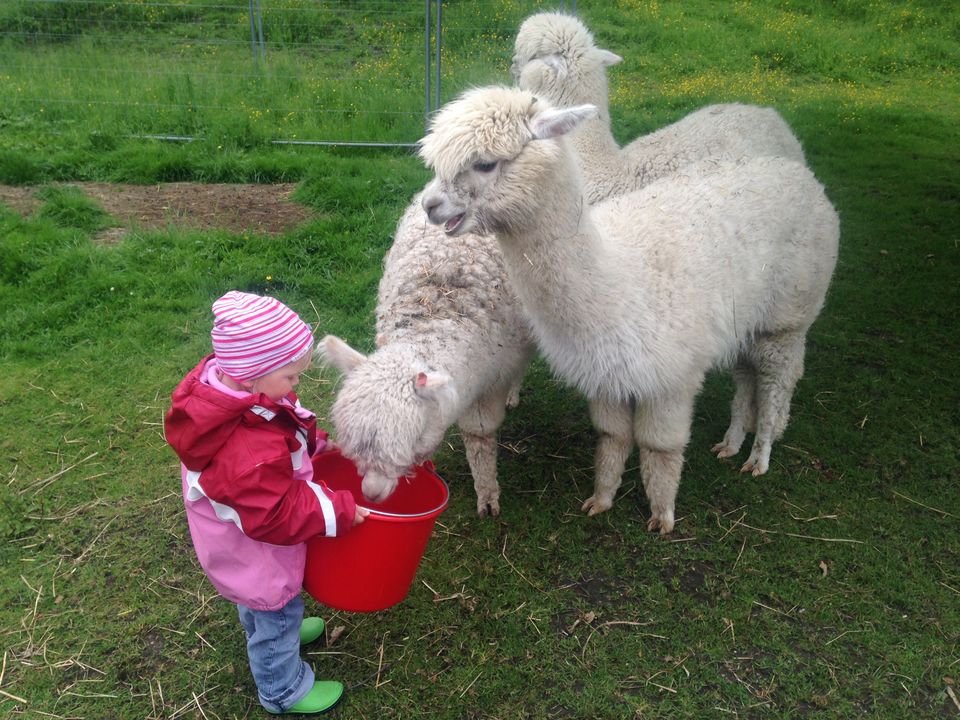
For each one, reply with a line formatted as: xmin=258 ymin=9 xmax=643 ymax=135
xmin=306 ymin=480 xmax=338 ymax=537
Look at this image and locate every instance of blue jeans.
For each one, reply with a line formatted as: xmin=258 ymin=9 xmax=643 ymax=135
xmin=237 ymin=595 xmax=315 ymax=713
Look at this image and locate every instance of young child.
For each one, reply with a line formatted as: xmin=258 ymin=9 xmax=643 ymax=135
xmin=164 ymin=290 xmax=368 ymax=715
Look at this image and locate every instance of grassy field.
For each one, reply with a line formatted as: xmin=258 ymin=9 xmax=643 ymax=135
xmin=1 ymin=1 xmax=959 ymax=718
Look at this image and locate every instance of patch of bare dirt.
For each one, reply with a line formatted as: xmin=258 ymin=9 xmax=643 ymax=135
xmin=0 ymin=185 xmax=38 ymax=216
xmin=0 ymin=182 xmax=313 ymax=242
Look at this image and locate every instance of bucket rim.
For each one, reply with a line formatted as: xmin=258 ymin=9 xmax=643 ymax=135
xmin=359 ymin=476 xmax=449 ymax=520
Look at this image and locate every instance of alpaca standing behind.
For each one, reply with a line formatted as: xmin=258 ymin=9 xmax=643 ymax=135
xmin=511 ymin=12 xmax=806 ymax=204
xmin=321 ymin=196 xmax=533 ymax=516
xmin=418 ymin=87 xmax=838 ymax=533
xmin=512 ymin=11 xmax=814 ymax=500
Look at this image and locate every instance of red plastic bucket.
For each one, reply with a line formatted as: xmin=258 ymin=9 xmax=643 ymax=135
xmin=303 ymin=449 xmax=448 ymax=613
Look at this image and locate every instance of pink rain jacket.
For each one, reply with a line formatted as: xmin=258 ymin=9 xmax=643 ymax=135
xmin=164 ymin=355 xmax=356 ymax=611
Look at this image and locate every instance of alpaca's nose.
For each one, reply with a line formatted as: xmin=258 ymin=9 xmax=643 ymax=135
xmin=422 ymin=193 xmax=443 ymax=223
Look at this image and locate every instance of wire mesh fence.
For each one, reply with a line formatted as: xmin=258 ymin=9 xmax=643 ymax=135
xmin=1 ymin=0 xmax=577 ymax=149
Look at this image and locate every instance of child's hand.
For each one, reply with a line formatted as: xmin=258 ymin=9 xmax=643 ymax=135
xmin=353 ymin=506 xmax=370 ymax=527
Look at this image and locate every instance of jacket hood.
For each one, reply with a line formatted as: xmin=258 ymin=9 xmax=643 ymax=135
xmin=164 ymin=355 xmax=299 ymax=471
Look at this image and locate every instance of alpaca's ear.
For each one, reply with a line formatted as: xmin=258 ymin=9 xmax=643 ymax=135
xmin=596 ymin=49 xmax=623 ymax=67
xmin=530 ymin=104 xmax=598 ymax=140
xmin=414 ymin=371 xmax=451 ymax=398
xmin=319 ymin=335 xmax=366 ymax=374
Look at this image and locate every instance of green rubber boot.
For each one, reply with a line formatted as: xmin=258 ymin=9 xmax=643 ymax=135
xmin=266 ymin=680 xmax=343 ymax=715
xmin=299 ymin=617 xmax=325 ymax=645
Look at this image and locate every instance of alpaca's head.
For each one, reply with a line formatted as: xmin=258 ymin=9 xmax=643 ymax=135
xmin=511 ymin=12 xmax=622 ymax=109
xmin=511 ymin=12 xmax=597 ymax=75
xmin=319 ymin=336 xmax=458 ymax=504
xmin=418 ymin=86 xmax=596 ymax=237
xmin=419 ymin=86 xmax=538 ymax=182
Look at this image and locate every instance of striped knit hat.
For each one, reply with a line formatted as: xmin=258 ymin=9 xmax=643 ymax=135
xmin=211 ymin=291 xmax=314 ymax=382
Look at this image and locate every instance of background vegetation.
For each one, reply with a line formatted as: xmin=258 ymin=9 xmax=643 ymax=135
xmin=1 ymin=1 xmax=958 ymax=718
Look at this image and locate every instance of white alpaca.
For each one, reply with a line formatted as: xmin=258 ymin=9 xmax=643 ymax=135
xmin=511 ymin=12 xmax=806 ymax=204
xmin=513 ymin=11 xmax=815 ymax=508
xmin=418 ymin=87 xmax=839 ymax=533
xmin=320 ymin=196 xmax=533 ymax=516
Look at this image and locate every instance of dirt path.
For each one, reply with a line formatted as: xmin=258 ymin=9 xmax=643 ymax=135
xmin=0 ymin=182 xmax=313 ymax=241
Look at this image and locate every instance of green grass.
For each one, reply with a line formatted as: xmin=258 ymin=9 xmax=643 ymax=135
xmin=1 ymin=1 xmax=959 ymax=718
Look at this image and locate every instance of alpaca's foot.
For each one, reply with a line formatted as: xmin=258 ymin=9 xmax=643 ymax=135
xmin=581 ymin=493 xmax=614 ymax=516
xmin=740 ymin=442 xmax=771 ymax=476
xmin=506 ymin=384 xmax=521 ymax=409
xmin=711 ymin=429 xmax=746 ymax=459
xmin=476 ymin=492 xmax=501 ymax=518
xmin=711 ymin=441 xmax=740 ymax=459
xmin=646 ymin=506 xmax=675 ymax=535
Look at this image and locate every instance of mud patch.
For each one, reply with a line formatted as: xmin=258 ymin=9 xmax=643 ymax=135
xmin=0 ymin=182 xmax=313 ymax=242
xmin=659 ymin=560 xmax=719 ymax=603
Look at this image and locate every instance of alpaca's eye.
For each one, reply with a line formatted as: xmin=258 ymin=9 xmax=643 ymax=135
xmin=473 ymin=160 xmax=498 ymax=173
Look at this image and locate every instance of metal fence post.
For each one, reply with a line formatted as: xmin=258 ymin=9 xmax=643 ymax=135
xmin=255 ymin=0 xmax=266 ymax=59
xmin=434 ymin=0 xmax=442 ymax=112
xmin=249 ymin=0 xmax=257 ymax=59
xmin=424 ymin=0 xmax=432 ymax=133
xmin=249 ymin=0 xmax=265 ymax=62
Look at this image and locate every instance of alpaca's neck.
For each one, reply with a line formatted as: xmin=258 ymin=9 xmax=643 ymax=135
xmin=569 ymin=115 xmax=650 ymax=204
xmin=497 ymin=148 xmax=616 ymax=326
xmin=572 ymin=112 xmax=620 ymax=155
xmin=492 ymin=142 xmax=661 ymax=401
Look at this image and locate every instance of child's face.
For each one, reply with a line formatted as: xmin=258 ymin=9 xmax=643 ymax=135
xmin=248 ymin=352 xmax=312 ymax=402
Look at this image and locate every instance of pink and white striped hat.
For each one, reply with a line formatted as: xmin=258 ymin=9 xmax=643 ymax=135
xmin=211 ymin=291 xmax=314 ymax=382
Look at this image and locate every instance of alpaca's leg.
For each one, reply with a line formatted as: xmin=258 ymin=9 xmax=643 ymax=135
xmin=461 ymin=429 xmax=500 ymax=517
xmin=459 ymin=389 xmax=510 ymax=518
xmin=635 ymin=387 xmax=697 ymax=534
xmin=741 ymin=332 xmax=806 ymax=476
xmin=711 ymin=357 xmax=757 ymax=459
xmin=505 ymin=376 xmax=522 ymax=409
xmin=582 ymin=398 xmax=634 ymax=516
